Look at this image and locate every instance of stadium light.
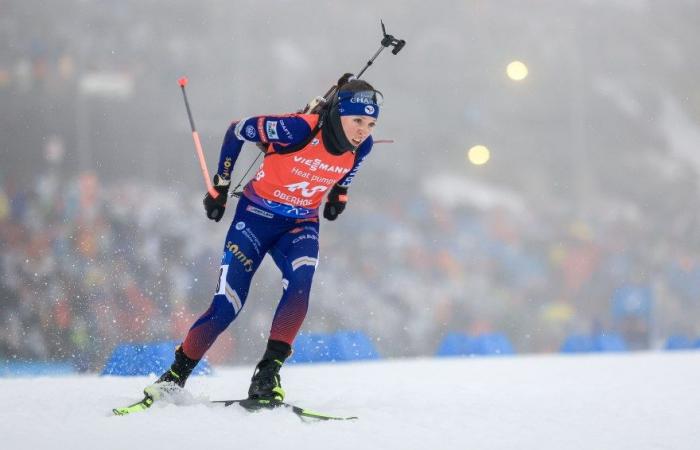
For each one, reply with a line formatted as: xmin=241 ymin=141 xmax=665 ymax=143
xmin=506 ymin=61 xmax=528 ymax=81
xmin=467 ymin=145 xmax=491 ymax=166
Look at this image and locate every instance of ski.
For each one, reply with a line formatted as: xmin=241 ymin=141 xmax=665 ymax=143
xmin=112 ymin=395 xmax=154 ymax=416
xmin=112 ymin=396 xmax=357 ymax=421
xmin=213 ymin=399 xmax=358 ymax=421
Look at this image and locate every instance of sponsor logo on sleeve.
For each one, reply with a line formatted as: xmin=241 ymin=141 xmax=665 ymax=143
xmin=245 ymin=125 xmax=256 ymax=139
xmin=222 ymin=157 xmax=233 ymax=178
xmin=257 ymin=117 xmax=267 ymax=143
xmin=278 ymin=119 xmax=293 ymax=139
xmin=235 ymin=221 xmax=246 ymax=231
xmin=266 ymin=120 xmax=279 ymax=140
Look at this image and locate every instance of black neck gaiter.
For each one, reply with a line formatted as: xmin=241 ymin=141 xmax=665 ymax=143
xmin=320 ymin=107 xmax=356 ymax=155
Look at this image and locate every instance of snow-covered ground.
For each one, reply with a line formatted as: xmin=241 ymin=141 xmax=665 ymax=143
xmin=1 ymin=352 xmax=698 ymax=450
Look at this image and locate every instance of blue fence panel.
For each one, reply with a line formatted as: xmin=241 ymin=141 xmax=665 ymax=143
xmin=474 ymin=333 xmax=515 ymax=356
xmin=665 ymin=335 xmax=694 ymax=350
xmin=289 ymin=333 xmax=333 ymax=363
xmin=330 ymin=330 xmax=380 ymax=361
xmin=560 ymin=334 xmax=597 ymax=353
xmin=595 ymin=333 xmax=627 ymax=352
xmin=289 ymin=331 xmax=380 ymax=363
xmin=0 ymin=362 xmax=77 ymax=377
xmin=437 ymin=332 xmax=514 ymax=357
xmin=436 ymin=332 xmax=475 ymax=356
xmin=561 ymin=333 xmax=628 ymax=353
xmin=101 ymin=341 xmax=211 ymax=376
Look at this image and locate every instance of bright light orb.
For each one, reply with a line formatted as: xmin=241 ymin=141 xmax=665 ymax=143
xmin=507 ymin=60 xmax=528 ymax=81
xmin=468 ymin=145 xmax=491 ymax=165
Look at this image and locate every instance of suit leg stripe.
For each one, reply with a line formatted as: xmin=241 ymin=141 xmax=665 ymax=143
xmin=224 ymin=284 xmax=242 ymax=313
xmin=291 ymin=256 xmax=318 ymax=271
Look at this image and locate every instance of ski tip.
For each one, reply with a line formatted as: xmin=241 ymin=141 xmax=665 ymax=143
xmin=112 ymin=407 xmax=128 ymax=416
xmin=112 ymin=396 xmax=154 ymax=416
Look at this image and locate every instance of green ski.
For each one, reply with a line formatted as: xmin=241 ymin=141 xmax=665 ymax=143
xmin=112 ymin=396 xmax=357 ymax=421
xmin=213 ymin=399 xmax=358 ymax=421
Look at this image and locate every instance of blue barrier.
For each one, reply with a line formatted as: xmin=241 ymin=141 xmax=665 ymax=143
xmin=289 ymin=331 xmax=380 ymax=363
xmin=665 ymin=335 xmax=694 ymax=350
xmin=560 ymin=335 xmax=596 ymax=353
xmin=101 ymin=341 xmax=211 ymax=376
xmin=560 ymin=333 xmax=627 ymax=353
xmin=436 ymin=332 xmax=476 ymax=356
xmin=330 ymin=330 xmax=380 ymax=361
xmin=436 ymin=332 xmax=514 ymax=357
xmin=475 ymin=333 xmax=515 ymax=355
xmin=0 ymin=361 xmax=77 ymax=377
xmin=288 ymin=333 xmax=333 ymax=363
xmin=596 ymin=332 xmax=627 ymax=352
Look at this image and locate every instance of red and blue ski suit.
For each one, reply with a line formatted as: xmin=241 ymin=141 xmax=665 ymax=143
xmin=181 ymin=114 xmax=372 ymax=359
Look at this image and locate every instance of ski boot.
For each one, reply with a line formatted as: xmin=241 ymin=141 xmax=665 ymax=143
xmin=241 ymin=340 xmax=292 ymax=410
xmin=143 ymin=345 xmax=199 ymax=402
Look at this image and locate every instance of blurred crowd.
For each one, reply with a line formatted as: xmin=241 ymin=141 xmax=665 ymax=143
xmin=2 ymin=169 xmax=700 ymax=369
xmin=0 ymin=172 xmax=218 ymax=369
xmin=319 ymin=171 xmax=700 ymax=357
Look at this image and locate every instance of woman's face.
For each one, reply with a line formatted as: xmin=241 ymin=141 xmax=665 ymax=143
xmin=340 ymin=115 xmax=377 ymax=147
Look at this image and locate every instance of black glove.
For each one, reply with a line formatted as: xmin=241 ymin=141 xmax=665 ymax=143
xmin=203 ymin=175 xmax=230 ymax=222
xmin=323 ymin=185 xmax=348 ymax=221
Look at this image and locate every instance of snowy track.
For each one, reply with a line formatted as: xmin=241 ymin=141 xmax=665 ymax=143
xmin=2 ymin=352 xmax=698 ymax=450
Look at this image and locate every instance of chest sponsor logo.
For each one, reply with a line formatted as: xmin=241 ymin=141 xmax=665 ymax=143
xmin=292 ymin=156 xmax=350 ymax=174
xmin=284 ymin=181 xmax=329 ymax=198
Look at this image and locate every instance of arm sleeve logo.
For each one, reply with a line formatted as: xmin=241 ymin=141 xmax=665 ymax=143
xmin=266 ymin=121 xmax=279 ymax=140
